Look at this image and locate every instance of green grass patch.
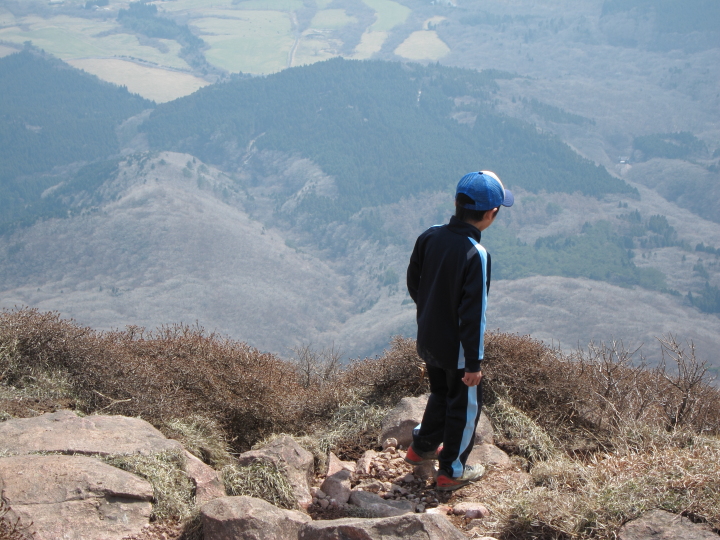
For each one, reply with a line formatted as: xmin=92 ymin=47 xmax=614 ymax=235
xmin=310 ymin=9 xmax=357 ymax=30
xmin=196 ymin=13 xmax=294 ymax=73
xmin=362 ymin=0 xmax=410 ymax=31
xmin=0 ymin=16 xmax=189 ymax=69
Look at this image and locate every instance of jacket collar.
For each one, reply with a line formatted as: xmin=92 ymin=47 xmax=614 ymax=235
xmin=447 ymin=215 xmax=482 ymax=242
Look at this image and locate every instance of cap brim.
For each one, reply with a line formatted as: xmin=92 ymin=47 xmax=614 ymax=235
xmin=502 ymin=189 xmax=514 ymax=207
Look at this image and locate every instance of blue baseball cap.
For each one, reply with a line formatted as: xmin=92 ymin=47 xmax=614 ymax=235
xmin=456 ymin=171 xmax=514 ymax=210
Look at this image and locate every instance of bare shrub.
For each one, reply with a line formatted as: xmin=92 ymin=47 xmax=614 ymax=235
xmin=0 ymin=309 xmax=422 ymax=455
xmin=482 ymin=332 xmax=720 ymax=455
xmin=344 ymin=336 xmax=428 ymax=406
xmin=0 ymin=498 xmax=30 ymax=540
xmin=656 ymin=335 xmax=720 ymax=432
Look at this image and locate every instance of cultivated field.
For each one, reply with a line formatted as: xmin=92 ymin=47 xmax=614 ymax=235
xmin=194 ymin=12 xmax=295 ymax=73
xmin=0 ymin=14 xmax=190 ymax=70
xmin=67 ymin=59 xmax=209 ymax=103
xmin=362 ymin=0 xmax=410 ymax=32
xmin=394 ymin=30 xmax=450 ymax=61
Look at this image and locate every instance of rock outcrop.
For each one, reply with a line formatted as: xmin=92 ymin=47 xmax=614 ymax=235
xmin=0 ymin=454 xmax=153 ymax=540
xmin=184 ymin=450 xmax=226 ymax=505
xmin=201 ymin=496 xmax=311 ymax=540
xmin=349 ymin=490 xmax=415 ymax=517
xmin=0 ymin=410 xmax=183 ymax=456
xmin=618 ymin=509 xmax=719 ymax=540
xmin=297 ymin=513 xmax=468 ymax=539
xmin=0 ymin=411 xmax=227 ymax=539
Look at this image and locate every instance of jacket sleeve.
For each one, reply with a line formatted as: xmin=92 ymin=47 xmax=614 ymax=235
xmin=406 ymin=237 xmax=422 ymax=304
xmin=457 ymin=245 xmax=490 ymax=373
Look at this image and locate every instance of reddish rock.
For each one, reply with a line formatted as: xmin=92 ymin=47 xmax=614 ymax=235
xmin=320 ymin=469 xmax=352 ymax=504
xmin=201 ymin=495 xmax=310 ymax=540
xmin=475 ymin=413 xmax=495 ymax=445
xmin=618 ymin=509 xmax=718 ymax=540
xmin=326 ymin=452 xmax=355 ymax=476
xmin=183 ymin=450 xmax=225 ymax=505
xmin=466 ymin=443 xmax=510 ymax=468
xmin=0 ymin=454 xmax=153 ymax=540
xmin=378 ymin=396 xmax=427 ymax=448
xmin=451 ymin=501 xmax=490 ymax=519
xmin=349 ymin=490 xmax=414 ymax=517
xmin=236 ymin=436 xmax=314 ymax=508
xmin=0 ymin=410 xmax=182 ymax=456
xmin=355 ymin=449 xmax=378 ymax=475
xmin=298 ymin=513 xmax=467 ymax=539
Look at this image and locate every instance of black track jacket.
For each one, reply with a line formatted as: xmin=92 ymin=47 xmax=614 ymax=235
xmin=407 ymin=216 xmax=490 ymax=373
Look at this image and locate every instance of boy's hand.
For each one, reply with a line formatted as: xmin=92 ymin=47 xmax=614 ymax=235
xmin=462 ymin=371 xmax=483 ymax=387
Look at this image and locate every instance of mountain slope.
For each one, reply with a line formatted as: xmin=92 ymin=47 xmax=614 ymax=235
xmin=142 ymin=58 xmax=633 ymax=219
xmin=0 ymin=49 xmax=152 ymax=226
xmin=0 ymin=152 xmax=353 ymax=353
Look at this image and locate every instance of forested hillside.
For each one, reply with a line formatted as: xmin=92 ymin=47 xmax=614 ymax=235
xmin=0 ymin=49 xmax=151 ymax=226
xmin=142 ymin=58 xmax=633 ymax=221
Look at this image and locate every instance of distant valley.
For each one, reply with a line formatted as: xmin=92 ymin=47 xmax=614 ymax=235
xmin=0 ymin=0 xmax=719 ymax=373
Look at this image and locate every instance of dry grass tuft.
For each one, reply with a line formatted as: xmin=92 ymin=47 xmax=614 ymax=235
xmin=478 ymin=435 xmax=720 ymax=539
xmin=221 ymin=461 xmax=297 ymax=509
xmin=162 ymin=415 xmax=232 ymax=468
xmin=102 ymin=450 xmax=195 ymax=521
xmin=486 ymin=397 xmax=558 ymax=462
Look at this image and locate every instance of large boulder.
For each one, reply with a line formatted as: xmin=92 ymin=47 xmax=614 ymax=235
xmin=201 ymin=495 xmax=310 ymax=540
xmin=0 ymin=454 xmax=153 ymax=540
xmin=0 ymin=410 xmax=183 ymax=456
xmin=348 ymin=490 xmax=415 ymax=518
xmin=298 ymin=513 xmax=467 ymax=539
xmin=379 ymin=395 xmax=494 ymax=449
xmin=236 ymin=436 xmax=314 ymax=508
xmin=618 ymin=509 xmax=718 ymax=540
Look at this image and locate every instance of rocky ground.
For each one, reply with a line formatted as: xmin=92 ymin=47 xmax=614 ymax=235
xmin=1 ymin=395 xmax=717 ymax=540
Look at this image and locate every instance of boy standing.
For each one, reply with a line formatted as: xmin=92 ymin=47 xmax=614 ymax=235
xmin=405 ymin=171 xmax=513 ymax=491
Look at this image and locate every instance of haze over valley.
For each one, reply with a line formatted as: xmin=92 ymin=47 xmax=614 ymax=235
xmin=1 ymin=0 xmax=719 ymax=371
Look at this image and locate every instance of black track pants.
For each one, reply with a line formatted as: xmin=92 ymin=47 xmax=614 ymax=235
xmin=412 ymin=364 xmax=482 ymax=478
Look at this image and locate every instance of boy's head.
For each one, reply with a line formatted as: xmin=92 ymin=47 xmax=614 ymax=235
xmin=455 ymin=171 xmax=514 ymax=224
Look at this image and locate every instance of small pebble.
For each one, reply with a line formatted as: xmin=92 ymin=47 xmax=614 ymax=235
xmin=315 ymin=489 xmax=327 ymax=499
xmin=401 ymin=473 xmax=415 ymax=483
xmin=319 ymin=499 xmax=329 ymax=509
xmin=382 ymin=437 xmax=398 ymax=450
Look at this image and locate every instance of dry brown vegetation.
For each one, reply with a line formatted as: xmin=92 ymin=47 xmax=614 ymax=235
xmin=1 ymin=308 xmax=720 ymax=539
xmin=0 ymin=308 xmax=426 ymax=453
